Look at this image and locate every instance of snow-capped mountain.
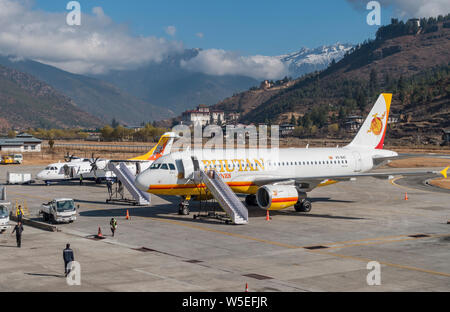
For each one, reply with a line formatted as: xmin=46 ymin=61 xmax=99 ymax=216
xmin=278 ymin=43 xmax=354 ymax=78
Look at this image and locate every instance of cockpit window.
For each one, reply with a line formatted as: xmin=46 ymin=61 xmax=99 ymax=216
xmin=160 ymin=164 xmax=169 ymax=170
xmin=169 ymin=164 xmax=176 ymax=170
xmin=150 ymin=163 xmax=161 ymax=170
xmin=45 ymin=167 xmax=51 ymax=170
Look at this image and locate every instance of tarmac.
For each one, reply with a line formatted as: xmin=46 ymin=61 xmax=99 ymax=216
xmin=0 ymin=165 xmax=449 ymax=292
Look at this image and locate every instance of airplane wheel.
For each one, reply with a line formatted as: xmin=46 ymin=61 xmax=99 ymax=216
xmin=179 ymin=207 xmax=189 ymax=215
xmin=178 ymin=203 xmax=190 ymax=215
xmin=245 ymin=194 xmax=257 ymax=206
xmin=295 ymin=200 xmax=312 ymax=213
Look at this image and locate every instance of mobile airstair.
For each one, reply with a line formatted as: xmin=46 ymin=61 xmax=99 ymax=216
xmin=198 ymin=170 xmax=248 ymax=225
xmin=107 ymin=163 xmax=150 ymax=206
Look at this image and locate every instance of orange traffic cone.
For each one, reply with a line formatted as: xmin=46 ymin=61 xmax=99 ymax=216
xmin=126 ymin=210 xmax=130 ymax=220
xmin=266 ymin=210 xmax=271 ymax=221
xmin=404 ymin=192 xmax=408 ymax=201
xmin=245 ymin=283 xmax=249 ymax=292
xmin=97 ymin=227 xmax=103 ymax=238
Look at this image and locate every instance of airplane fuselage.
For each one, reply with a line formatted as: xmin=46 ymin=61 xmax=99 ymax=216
xmin=136 ymin=147 xmax=398 ymax=196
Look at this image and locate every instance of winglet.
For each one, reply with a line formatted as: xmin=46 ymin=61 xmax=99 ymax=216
xmin=440 ymin=166 xmax=449 ymax=179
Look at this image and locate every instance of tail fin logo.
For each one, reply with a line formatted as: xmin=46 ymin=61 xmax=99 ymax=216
xmin=367 ymin=112 xmax=386 ymax=136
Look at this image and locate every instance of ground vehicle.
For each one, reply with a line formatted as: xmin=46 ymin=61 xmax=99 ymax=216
xmin=6 ymin=172 xmax=34 ymax=185
xmin=1 ymin=154 xmax=23 ymax=165
xmin=40 ymin=199 xmax=77 ymax=224
xmin=0 ymin=203 xmax=11 ymax=233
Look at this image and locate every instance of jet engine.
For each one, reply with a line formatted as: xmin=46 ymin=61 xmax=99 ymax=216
xmin=256 ymin=185 xmax=299 ymax=210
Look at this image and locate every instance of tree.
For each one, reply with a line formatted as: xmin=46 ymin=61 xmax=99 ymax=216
xmin=290 ymin=115 xmax=296 ymax=125
xmin=111 ymin=118 xmax=119 ymax=128
xmin=370 ymin=68 xmax=378 ymax=91
xmin=100 ymin=126 xmax=114 ymax=141
xmin=7 ymin=130 xmax=16 ymax=138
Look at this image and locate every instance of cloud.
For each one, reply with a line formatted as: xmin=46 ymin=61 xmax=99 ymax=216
xmin=165 ymin=25 xmax=177 ymax=37
xmin=0 ymin=0 xmax=183 ymax=74
xmin=0 ymin=0 xmax=288 ymax=80
xmin=180 ymin=49 xmax=288 ymax=80
xmin=346 ymin=0 xmax=449 ymax=18
xmin=195 ymin=32 xmax=204 ymax=38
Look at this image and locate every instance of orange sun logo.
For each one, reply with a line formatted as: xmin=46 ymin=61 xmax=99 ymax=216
xmin=367 ymin=112 xmax=386 ymax=136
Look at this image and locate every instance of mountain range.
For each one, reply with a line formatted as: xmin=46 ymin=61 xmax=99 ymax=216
xmin=0 ymin=65 xmax=102 ymax=129
xmin=278 ymin=43 xmax=354 ymax=78
xmin=210 ymin=17 xmax=450 ymax=143
xmin=0 ymin=42 xmax=353 ymax=128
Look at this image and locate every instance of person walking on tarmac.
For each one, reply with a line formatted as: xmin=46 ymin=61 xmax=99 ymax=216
xmin=63 ymin=243 xmax=75 ymax=277
xmin=79 ymin=174 xmax=84 ymax=186
xmin=110 ymin=218 xmax=117 ymax=237
xmin=11 ymin=221 xmax=24 ymax=248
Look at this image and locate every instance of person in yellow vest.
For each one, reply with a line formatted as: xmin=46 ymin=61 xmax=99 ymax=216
xmin=110 ymin=218 xmax=117 ymax=237
xmin=16 ymin=205 xmax=24 ymax=223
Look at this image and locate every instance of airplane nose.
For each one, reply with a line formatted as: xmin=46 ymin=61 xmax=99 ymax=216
xmin=135 ymin=172 xmax=150 ymax=192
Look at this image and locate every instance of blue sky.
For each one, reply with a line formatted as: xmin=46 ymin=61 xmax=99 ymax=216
xmin=34 ymin=0 xmax=395 ymax=56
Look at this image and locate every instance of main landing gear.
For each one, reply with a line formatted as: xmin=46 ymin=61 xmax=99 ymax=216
xmin=178 ymin=197 xmax=190 ymax=215
xmin=294 ymin=191 xmax=312 ymax=212
xmin=294 ymin=199 xmax=312 ymax=212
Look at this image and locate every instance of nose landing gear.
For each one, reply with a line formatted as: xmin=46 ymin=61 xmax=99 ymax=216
xmin=178 ymin=197 xmax=190 ymax=215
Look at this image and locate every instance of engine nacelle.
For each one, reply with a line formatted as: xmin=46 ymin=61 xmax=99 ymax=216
xmin=256 ymin=185 xmax=299 ymax=210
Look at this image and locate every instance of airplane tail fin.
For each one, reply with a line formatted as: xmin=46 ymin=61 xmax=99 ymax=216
xmin=348 ymin=93 xmax=392 ymax=150
xmin=129 ymin=132 xmax=177 ymax=161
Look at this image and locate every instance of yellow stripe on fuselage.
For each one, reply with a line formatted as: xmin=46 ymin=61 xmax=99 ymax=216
xmin=148 ymin=182 xmax=258 ymax=196
xmin=148 ymin=178 xmax=338 ymax=197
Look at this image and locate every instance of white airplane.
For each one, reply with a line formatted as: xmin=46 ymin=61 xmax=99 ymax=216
xmin=37 ymin=132 xmax=177 ymax=185
xmin=135 ymin=94 xmax=448 ymax=215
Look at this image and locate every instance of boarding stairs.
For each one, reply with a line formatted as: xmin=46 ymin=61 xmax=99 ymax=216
xmin=108 ymin=163 xmax=150 ymax=206
xmin=198 ymin=170 xmax=248 ymax=225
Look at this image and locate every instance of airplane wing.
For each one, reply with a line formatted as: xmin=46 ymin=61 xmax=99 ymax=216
xmin=372 ymin=153 xmax=450 ymax=167
xmin=246 ymin=167 xmax=449 ymax=190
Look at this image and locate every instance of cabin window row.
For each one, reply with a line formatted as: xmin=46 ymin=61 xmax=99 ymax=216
xmin=201 ymin=159 xmax=348 ymax=170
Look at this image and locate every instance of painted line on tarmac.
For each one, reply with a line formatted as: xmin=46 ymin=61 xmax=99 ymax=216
xmin=133 ymin=268 xmax=204 ymax=290
xmin=13 ymin=191 xmax=449 ymax=278
xmin=390 ymin=177 xmax=429 ymax=193
xmin=310 ymin=249 xmax=450 ymax=278
xmin=144 ymin=216 xmax=300 ymax=249
xmin=143 ymin=216 xmax=450 ymax=278
xmin=323 ymin=233 xmax=450 ymax=250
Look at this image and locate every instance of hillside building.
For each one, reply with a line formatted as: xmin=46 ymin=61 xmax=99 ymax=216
xmin=260 ymin=80 xmax=273 ymax=90
xmin=182 ymin=105 xmax=225 ymax=127
xmin=0 ymin=133 xmax=42 ymax=153
xmin=280 ymin=124 xmax=295 ymax=137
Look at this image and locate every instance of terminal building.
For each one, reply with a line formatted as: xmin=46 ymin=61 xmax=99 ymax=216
xmin=0 ymin=133 xmax=42 ymax=153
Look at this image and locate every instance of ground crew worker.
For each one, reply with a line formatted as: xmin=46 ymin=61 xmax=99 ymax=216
xmin=110 ymin=218 xmax=117 ymax=237
xmin=107 ymin=180 xmax=113 ymax=197
xmin=118 ymin=181 xmax=124 ymax=199
xmin=11 ymin=221 xmax=23 ymax=248
xmin=63 ymin=243 xmax=75 ymax=277
xmin=79 ymin=174 xmax=83 ymax=186
xmin=16 ymin=205 xmax=24 ymax=223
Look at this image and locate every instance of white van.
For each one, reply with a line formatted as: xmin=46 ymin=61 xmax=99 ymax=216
xmin=13 ymin=154 xmax=23 ymax=164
